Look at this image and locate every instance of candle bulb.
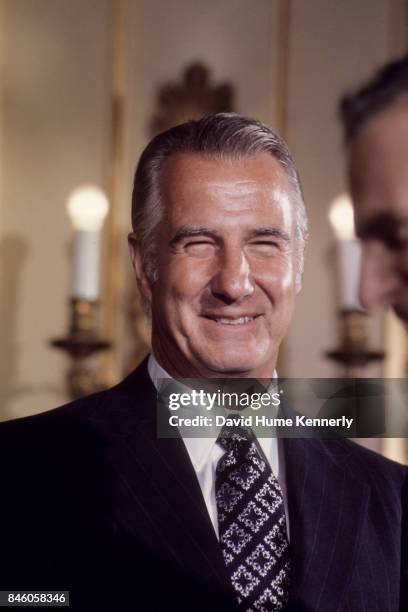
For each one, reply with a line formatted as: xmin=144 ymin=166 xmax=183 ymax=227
xmin=67 ymin=186 xmax=109 ymax=300
xmin=328 ymin=193 xmax=362 ymax=310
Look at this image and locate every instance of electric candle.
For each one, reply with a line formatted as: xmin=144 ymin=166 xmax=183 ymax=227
xmin=67 ymin=186 xmax=109 ymax=300
xmin=328 ymin=193 xmax=362 ymax=310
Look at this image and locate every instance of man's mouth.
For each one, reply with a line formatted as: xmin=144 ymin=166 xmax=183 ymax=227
xmin=203 ymin=315 xmax=261 ymax=325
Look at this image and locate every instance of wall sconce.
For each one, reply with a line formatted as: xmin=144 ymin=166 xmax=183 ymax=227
xmin=51 ymin=185 xmax=112 ymax=400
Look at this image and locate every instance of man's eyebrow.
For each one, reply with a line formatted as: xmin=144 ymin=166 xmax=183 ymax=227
xmin=357 ymin=212 xmax=408 ymax=240
xmin=170 ymin=227 xmax=220 ymax=247
xmin=248 ymin=227 xmax=291 ymax=242
xmin=169 ymin=226 xmax=291 ymax=247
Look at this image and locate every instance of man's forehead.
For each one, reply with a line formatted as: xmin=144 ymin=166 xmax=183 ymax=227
xmin=354 ymin=97 xmax=408 ymax=148
xmin=350 ymin=100 xmax=408 ymax=225
xmin=175 ymin=180 xmax=292 ymax=206
xmin=350 ymin=100 xmax=408 ymax=180
xmin=160 ymin=152 xmax=293 ymax=210
xmin=196 ymin=179 xmax=270 ymax=194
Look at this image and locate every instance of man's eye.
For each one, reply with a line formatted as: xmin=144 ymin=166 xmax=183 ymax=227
xmin=184 ymin=241 xmax=215 ymax=253
xmin=249 ymin=241 xmax=279 ymax=250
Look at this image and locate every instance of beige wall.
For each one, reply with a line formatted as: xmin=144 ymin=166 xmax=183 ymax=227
xmin=0 ymin=0 xmax=403 ymax=425
xmin=286 ymin=0 xmax=391 ymax=378
xmin=1 ymin=0 xmax=111 ymax=419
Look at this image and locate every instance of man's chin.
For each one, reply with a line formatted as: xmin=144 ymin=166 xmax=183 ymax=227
xmin=195 ymin=354 xmax=270 ymax=378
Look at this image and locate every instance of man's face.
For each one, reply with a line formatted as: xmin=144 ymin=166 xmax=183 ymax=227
xmin=131 ymin=152 xmax=300 ymax=378
xmin=349 ymin=99 xmax=408 ymax=322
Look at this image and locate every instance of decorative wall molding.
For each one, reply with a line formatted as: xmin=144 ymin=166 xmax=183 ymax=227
xmin=101 ymin=0 xmax=128 ymax=387
xmin=150 ymin=62 xmax=234 ymax=136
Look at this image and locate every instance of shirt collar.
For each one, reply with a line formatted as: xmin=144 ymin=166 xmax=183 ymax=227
xmin=147 ymin=353 xmax=278 ymax=473
xmin=147 ymin=354 xmax=217 ymax=471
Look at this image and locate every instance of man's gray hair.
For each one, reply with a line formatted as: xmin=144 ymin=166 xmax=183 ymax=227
xmin=131 ymin=113 xmax=308 ymax=285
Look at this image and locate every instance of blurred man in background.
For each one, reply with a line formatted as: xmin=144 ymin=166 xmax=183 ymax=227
xmin=340 ymin=55 xmax=408 ymax=322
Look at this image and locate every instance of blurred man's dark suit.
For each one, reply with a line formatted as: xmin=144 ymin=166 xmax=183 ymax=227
xmin=0 ymin=358 xmax=407 ymax=611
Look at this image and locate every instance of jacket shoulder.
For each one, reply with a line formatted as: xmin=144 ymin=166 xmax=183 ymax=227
xmin=0 ymin=357 xmax=152 ymax=435
xmin=0 ymin=386 xmax=115 ymax=433
xmin=321 ymin=437 xmax=408 ymax=491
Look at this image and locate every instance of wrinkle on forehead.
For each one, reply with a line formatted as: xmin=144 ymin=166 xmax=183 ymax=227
xmin=204 ymin=178 xmax=276 ymax=193
xmin=161 ymin=152 xmax=295 ymax=229
xmin=203 ymin=179 xmax=293 ymax=207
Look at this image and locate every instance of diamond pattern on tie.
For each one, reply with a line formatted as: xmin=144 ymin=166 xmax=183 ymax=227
xmin=216 ymin=425 xmax=290 ymax=611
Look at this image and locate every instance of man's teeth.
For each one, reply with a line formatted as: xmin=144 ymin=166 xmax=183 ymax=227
xmin=214 ymin=316 xmax=255 ymax=325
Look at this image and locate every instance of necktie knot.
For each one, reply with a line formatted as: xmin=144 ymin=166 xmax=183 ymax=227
xmin=217 ymin=423 xmax=254 ymax=455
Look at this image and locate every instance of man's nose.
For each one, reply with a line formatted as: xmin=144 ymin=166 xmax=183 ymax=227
xmin=359 ymin=242 xmax=400 ymax=312
xmin=211 ymin=248 xmax=255 ymax=302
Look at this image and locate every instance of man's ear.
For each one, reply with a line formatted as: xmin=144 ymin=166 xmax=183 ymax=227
xmin=128 ymin=232 xmax=153 ymax=304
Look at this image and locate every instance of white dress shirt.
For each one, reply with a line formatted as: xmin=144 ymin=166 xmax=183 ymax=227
xmin=147 ymin=353 xmax=289 ymax=539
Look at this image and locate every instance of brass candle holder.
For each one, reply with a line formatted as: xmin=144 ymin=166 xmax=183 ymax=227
xmin=326 ymin=309 xmax=384 ymax=377
xmin=51 ymin=298 xmax=111 ymax=400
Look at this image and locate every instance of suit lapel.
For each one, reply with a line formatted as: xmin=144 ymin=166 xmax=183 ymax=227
xmin=88 ymin=359 xmax=235 ymax=598
xmin=112 ymin=428 xmax=233 ymax=590
xmin=284 ymin=437 xmax=370 ymax=611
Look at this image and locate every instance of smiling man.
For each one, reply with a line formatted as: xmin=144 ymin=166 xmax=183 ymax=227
xmin=129 ymin=135 xmax=304 ymax=380
xmin=0 ymin=114 xmax=407 ymax=611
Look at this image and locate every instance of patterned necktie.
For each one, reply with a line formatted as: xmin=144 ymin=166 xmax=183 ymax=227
xmin=215 ymin=425 xmax=290 ymax=611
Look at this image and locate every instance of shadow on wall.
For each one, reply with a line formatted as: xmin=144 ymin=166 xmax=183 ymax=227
xmin=0 ymin=235 xmax=33 ymax=417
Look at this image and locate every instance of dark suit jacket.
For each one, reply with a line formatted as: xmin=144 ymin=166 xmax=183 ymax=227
xmin=0 ymin=358 xmax=407 ymax=611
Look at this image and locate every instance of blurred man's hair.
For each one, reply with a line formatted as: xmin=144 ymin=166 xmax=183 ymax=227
xmin=132 ymin=113 xmax=307 ymax=285
xmin=340 ymin=54 xmax=408 ymax=144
